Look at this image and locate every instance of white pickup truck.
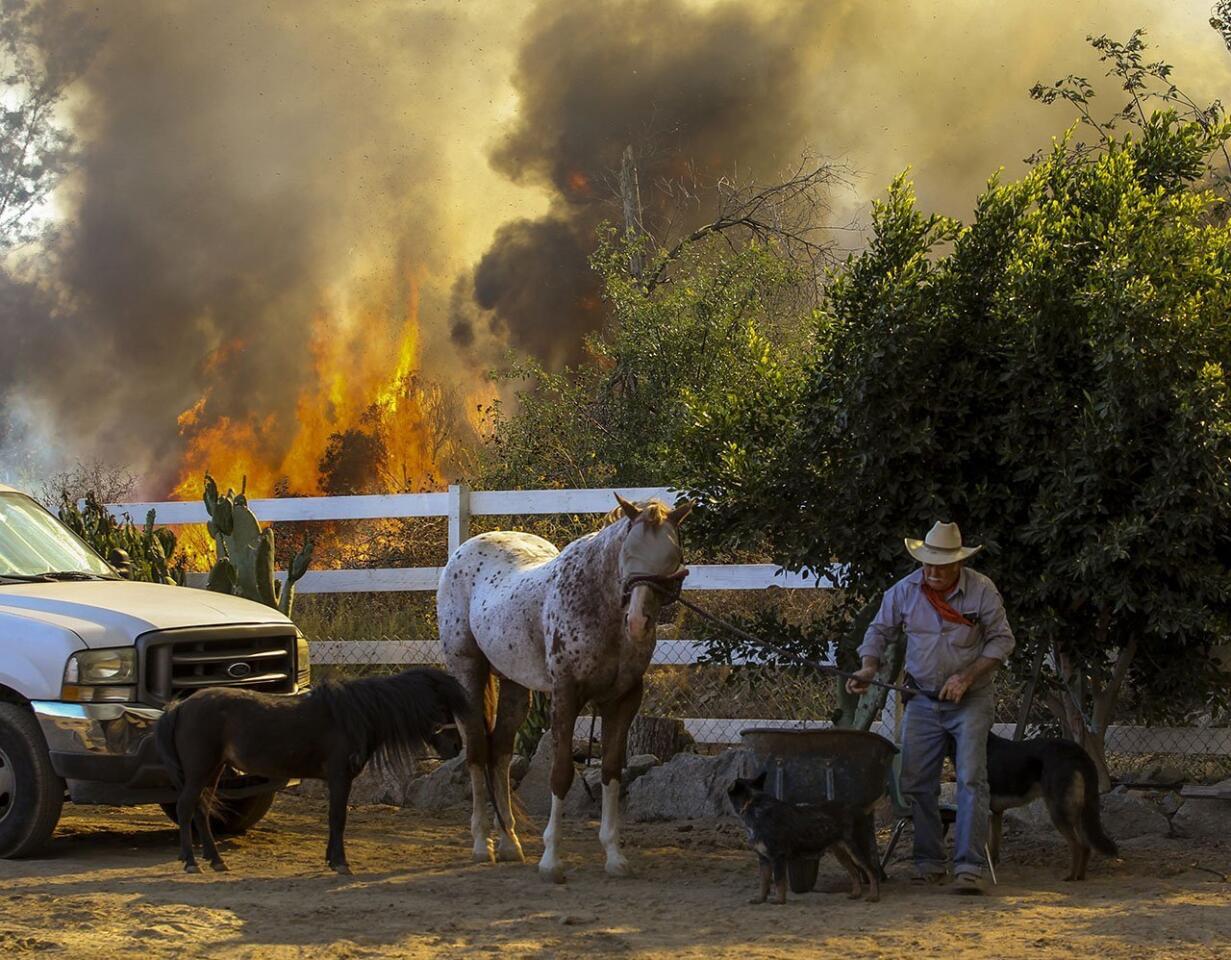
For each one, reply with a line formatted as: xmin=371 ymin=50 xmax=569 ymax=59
xmin=0 ymin=483 xmax=309 ymax=857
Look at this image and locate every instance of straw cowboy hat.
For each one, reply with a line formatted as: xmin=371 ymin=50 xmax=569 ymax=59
xmin=905 ymin=521 xmax=983 ymax=565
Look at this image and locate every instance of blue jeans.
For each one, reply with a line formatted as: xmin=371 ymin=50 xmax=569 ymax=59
xmin=899 ymin=687 xmax=994 ymax=878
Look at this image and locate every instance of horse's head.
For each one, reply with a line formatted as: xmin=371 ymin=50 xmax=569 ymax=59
xmin=612 ymin=493 xmax=693 ymax=644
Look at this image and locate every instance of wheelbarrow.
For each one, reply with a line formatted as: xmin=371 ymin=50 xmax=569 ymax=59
xmin=740 ymin=727 xmax=898 ymax=893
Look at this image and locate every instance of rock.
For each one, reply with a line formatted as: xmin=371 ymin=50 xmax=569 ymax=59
xmin=626 ymin=747 xmax=758 ymax=822
xmin=284 ymin=765 xmax=410 ymax=806
xmin=1003 ymin=799 xmax=1055 ymax=835
xmin=346 ymin=762 xmax=414 ymax=805
xmin=563 ymin=766 xmax=602 ymax=818
xmin=1098 ymin=791 xmax=1170 ymax=840
xmin=509 ymin=754 xmax=530 ymax=786
xmin=623 ymin=754 xmax=660 ymax=785
xmin=1171 ymin=798 xmax=1231 ymax=840
xmin=1143 ymin=763 xmax=1187 ymax=786
xmin=515 ymin=731 xmax=591 ymax=817
xmin=403 ymin=754 xmax=471 ymax=812
xmin=1158 ymin=791 xmax=1183 ymax=818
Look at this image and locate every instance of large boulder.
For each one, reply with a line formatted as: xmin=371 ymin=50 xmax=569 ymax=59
xmin=1100 ymin=790 xmax=1171 ymax=839
xmin=516 ymin=731 xmax=592 ymax=817
xmin=626 ymin=748 xmax=758 ymax=822
xmin=1004 ymin=790 xmax=1170 ymax=841
xmin=285 ymin=761 xmax=414 ymax=806
xmin=403 ymin=754 xmax=471 ymax=812
xmin=1171 ymin=797 xmax=1231 ymax=840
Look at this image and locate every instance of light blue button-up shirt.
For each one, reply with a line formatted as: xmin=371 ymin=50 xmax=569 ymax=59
xmin=857 ymin=567 xmax=1016 ymax=693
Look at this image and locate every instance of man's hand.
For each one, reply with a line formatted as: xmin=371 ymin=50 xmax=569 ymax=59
xmin=939 ymin=672 xmax=974 ymax=702
xmin=845 ymin=664 xmax=879 ymax=695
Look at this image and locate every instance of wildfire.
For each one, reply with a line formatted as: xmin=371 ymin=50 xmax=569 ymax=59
xmin=566 ymin=169 xmax=593 ymax=197
xmin=171 ymin=272 xmax=464 ymax=500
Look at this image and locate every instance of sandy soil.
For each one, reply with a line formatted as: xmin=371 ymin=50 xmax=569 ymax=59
xmin=1 ymin=794 xmax=1228 ymax=959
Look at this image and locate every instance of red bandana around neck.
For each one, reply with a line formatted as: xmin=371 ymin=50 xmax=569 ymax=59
xmin=921 ymin=582 xmax=972 ymax=626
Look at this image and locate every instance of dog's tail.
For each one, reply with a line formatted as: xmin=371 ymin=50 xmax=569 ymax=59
xmin=1078 ymin=765 xmax=1119 ymax=859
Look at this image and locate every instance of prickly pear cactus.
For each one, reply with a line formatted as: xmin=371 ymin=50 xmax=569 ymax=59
xmin=202 ymin=473 xmax=313 ymax=616
xmin=833 ymin=597 xmax=906 ymax=731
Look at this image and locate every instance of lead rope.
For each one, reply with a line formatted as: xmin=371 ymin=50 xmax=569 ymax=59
xmin=581 ymin=710 xmax=599 ymax=803
xmin=629 ymin=577 xmax=938 ymax=699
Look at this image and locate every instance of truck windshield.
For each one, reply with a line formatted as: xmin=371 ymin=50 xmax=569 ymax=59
xmin=0 ymin=492 xmax=116 ymax=579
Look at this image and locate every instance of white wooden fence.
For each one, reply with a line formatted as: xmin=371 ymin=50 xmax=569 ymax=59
xmin=105 ymin=486 xmax=1229 ymax=755
xmin=112 ymin=484 xmax=833 ymax=599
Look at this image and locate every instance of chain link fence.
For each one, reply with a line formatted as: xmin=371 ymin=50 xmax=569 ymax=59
xmin=297 ymin=591 xmax=1231 ymax=785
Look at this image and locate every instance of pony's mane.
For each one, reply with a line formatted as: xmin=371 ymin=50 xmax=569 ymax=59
xmin=310 ymin=667 xmax=469 ymax=773
xmin=601 ymin=499 xmax=673 ymax=528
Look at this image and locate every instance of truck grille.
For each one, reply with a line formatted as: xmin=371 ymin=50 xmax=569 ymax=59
xmin=139 ymin=625 xmax=298 ymax=706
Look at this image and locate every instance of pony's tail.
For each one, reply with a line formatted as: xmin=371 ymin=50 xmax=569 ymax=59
xmin=154 ymin=698 xmax=222 ymax=822
xmin=154 ymin=700 xmax=184 ymax=790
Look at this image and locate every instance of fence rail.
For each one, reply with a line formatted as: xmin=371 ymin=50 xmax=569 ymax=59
xmin=113 ymin=484 xmax=836 ymax=607
xmin=105 ymin=485 xmax=1229 ymax=773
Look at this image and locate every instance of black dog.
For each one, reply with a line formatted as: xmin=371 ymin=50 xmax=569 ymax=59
xmin=728 ymin=772 xmax=880 ymax=903
xmin=987 ymin=732 xmax=1118 ymax=880
xmin=155 ymin=667 xmax=470 ymax=875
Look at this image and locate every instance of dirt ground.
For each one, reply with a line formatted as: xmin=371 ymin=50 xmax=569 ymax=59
xmin=1 ymin=795 xmax=1228 ymax=960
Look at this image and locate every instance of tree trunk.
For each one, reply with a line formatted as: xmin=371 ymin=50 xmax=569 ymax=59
xmin=626 ymin=714 xmax=693 ymax=760
xmin=620 ymin=144 xmax=644 ymax=278
xmin=1044 ymin=631 xmax=1138 ymax=793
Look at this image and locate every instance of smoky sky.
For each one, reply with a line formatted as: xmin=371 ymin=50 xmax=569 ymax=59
xmin=458 ymin=0 xmax=825 ymax=362
xmin=461 ymin=0 xmax=1231 ymax=366
xmin=2 ymin=0 xmax=1227 ymax=494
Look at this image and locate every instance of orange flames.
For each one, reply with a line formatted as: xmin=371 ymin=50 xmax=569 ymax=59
xmin=171 ymin=273 xmax=463 ymax=500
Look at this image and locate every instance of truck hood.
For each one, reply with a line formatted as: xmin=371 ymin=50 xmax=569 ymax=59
xmin=0 ymin=580 xmax=292 ymax=648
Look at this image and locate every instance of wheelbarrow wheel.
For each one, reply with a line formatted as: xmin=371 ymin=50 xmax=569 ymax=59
xmin=788 ymin=855 xmax=820 ymax=893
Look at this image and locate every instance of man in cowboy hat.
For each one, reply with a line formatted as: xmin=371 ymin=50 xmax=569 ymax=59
xmin=846 ymin=521 xmax=1015 ymax=894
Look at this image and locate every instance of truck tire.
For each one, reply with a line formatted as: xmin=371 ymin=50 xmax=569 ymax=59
xmin=0 ymin=703 xmax=65 ymax=859
xmin=160 ymin=790 xmax=276 ymax=836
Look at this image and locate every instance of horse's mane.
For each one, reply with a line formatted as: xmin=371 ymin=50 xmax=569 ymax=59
xmin=310 ymin=667 xmax=470 ymax=773
xmin=601 ymin=499 xmax=673 ymax=528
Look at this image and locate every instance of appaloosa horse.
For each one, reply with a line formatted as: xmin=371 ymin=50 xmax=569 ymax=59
xmin=437 ymin=494 xmax=691 ymax=882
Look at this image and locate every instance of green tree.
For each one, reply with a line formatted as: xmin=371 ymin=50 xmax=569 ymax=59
xmin=481 ymin=228 xmax=810 ymax=521
xmin=687 ymin=112 xmax=1231 ymax=785
xmin=0 ymin=0 xmax=92 ymax=249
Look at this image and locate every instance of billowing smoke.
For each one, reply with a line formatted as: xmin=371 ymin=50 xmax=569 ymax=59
xmin=1 ymin=0 xmax=1226 ymax=495
xmin=463 ymin=0 xmax=1231 ymax=360
xmin=2 ymin=0 xmax=533 ymax=495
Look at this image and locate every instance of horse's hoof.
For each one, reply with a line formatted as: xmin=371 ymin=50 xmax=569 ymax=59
xmin=538 ymin=863 xmax=566 ymax=885
xmin=473 ymin=840 xmax=495 ymax=864
xmin=496 ymin=840 xmax=526 ymax=864
xmin=866 ymin=894 xmax=880 ymax=903
xmin=184 ymin=863 xmax=199 ymax=874
xmin=210 ymin=861 xmax=229 ymax=873
xmin=604 ymin=856 xmax=632 ymax=878
xmin=333 ymin=864 xmax=353 ymax=876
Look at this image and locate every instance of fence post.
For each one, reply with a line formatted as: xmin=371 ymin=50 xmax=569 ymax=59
xmin=448 ymin=483 xmax=471 ymax=557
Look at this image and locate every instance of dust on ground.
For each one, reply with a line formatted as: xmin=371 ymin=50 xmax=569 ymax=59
xmin=1 ymin=795 xmax=1228 ymax=959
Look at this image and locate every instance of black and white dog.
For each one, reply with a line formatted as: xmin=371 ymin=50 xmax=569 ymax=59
xmin=987 ymin=732 xmax=1119 ymax=880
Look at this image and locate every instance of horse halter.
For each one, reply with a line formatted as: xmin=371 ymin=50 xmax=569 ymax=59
xmin=620 ymin=566 xmax=689 ymax=609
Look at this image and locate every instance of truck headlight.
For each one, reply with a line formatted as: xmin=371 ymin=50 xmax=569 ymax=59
xmin=62 ymin=648 xmax=137 ymax=702
xmin=296 ymin=633 xmax=311 ymax=690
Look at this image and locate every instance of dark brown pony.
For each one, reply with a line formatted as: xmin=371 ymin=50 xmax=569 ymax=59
xmin=155 ymin=667 xmax=470 ymax=874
